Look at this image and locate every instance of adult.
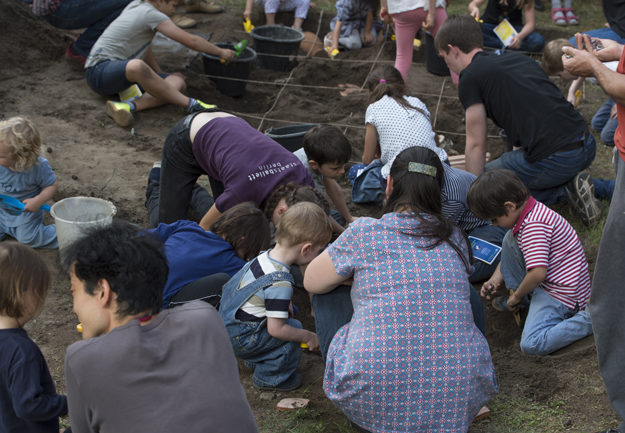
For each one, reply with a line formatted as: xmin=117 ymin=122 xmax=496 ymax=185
xmin=62 ymin=221 xmax=258 ymax=433
xmin=150 ymin=112 xmax=313 ymax=229
xmin=304 ymin=147 xmax=497 ymax=433
xmin=32 ymin=0 xmax=133 ymax=60
xmin=434 ymin=15 xmax=600 ymax=225
xmin=563 ymin=34 xmax=625 ymax=433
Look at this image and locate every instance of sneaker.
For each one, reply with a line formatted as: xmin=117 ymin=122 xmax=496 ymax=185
xmin=492 ymin=295 xmax=529 ymax=312
xmin=253 ymin=372 xmax=302 ymax=392
xmin=172 ymin=14 xmax=197 ymax=28
xmin=106 ymin=101 xmax=134 ymax=127
xmin=188 ymin=99 xmax=219 ymax=114
xmin=65 ymin=43 xmax=86 ymax=66
xmin=145 ymin=165 xmax=161 ymax=203
xmin=565 ymin=172 xmax=602 ymax=226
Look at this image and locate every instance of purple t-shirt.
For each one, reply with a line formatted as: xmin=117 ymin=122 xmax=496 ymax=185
xmin=192 ymin=117 xmax=313 ymax=212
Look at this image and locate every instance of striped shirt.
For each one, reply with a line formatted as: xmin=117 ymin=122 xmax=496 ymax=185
xmin=514 ymin=198 xmax=591 ymax=310
xmin=235 ymin=251 xmax=292 ymax=322
xmin=441 ymin=163 xmax=488 ymax=233
xmin=32 ymin=0 xmax=61 ymax=15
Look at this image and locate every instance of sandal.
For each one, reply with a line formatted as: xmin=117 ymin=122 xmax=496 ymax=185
xmin=551 ymin=7 xmax=566 ymax=26
xmin=564 ymin=7 xmax=578 ymax=25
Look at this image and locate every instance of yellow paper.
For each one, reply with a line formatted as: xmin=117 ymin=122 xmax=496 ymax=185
xmin=493 ymin=19 xmax=517 ymax=47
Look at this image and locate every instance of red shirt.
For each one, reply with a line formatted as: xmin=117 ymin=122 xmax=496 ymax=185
xmin=615 ymin=47 xmax=625 ymax=163
xmin=513 ymin=198 xmax=591 ymax=310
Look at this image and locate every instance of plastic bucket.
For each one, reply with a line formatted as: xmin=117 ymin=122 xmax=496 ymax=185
xmin=50 ymin=197 xmax=117 ymax=251
xmin=202 ymin=43 xmax=257 ymax=97
xmin=265 ymin=124 xmax=319 ymax=152
xmin=250 ymin=25 xmax=305 ymax=71
xmin=424 ymin=31 xmax=450 ymax=76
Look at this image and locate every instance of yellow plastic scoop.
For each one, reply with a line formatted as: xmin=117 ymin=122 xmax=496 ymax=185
xmin=243 ymin=18 xmax=254 ymax=33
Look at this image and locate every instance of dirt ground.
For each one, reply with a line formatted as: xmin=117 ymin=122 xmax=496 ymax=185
xmin=1 ymin=0 xmax=620 ymax=431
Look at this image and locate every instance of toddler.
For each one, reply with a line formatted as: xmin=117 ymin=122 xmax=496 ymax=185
xmin=468 ymin=169 xmax=593 ymax=356
xmin=0 ymin=117 xmax=58 ymax=249
xmin=468 ymin=0 xmax=544 ymax=52
xmin=0 ymin=242 xmax=68 ymax=432
xmin=219 ymin=202 xmax=332 ymax=391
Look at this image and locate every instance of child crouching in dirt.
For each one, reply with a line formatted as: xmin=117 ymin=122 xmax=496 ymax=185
xmin=0 ymin=117 xmax=58 ymax=249
xmin=243 ymin=0 xmax=310 ymax=30
xmin=219 ymin=202 xmax=332 ymax=391
xmin=468 ymin=169 xmax=593 ymax=356
xmin=294 ymin=125 xmax=357 ymax=232
xmin=85 ymin=0 xmax=236 ymax=127
xmin=324 ymin=0 xmax=382 ymax=55
xmin=0 ymin=242 xmax=68 ymax=432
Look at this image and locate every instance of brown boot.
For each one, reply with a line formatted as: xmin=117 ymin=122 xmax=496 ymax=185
xmin=185 ymin=0 xmax=224 ymax=14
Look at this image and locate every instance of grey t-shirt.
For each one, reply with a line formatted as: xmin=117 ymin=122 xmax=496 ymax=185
xmin=65 ymin=301 xmax=258 ymax=433
xmin=85 ymin=0 xmax=169 ymax=68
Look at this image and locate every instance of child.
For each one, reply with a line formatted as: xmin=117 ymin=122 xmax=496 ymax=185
xmin=0 ymin=242 xmax=68 ymax=432
xmin=550 ymin=0 xmax=577 ymax=26
xmin=263 ymin=181 xmax=330 ymax=226
xmin=243 ymin=0 xmax=310 ymax=30
xmin=468 ymin=0 xmax=544 ymax=52
xmin=147 ymin=202 xmax=271 ymax=308
xmin=543 ymin=38 xmax=619 ymax=147
xmin=84 ymin=0 xmax=236 ymax=127
xmin=0 ymin=118 xmax=58 ymax=249
xmin=219 ymin=202 xmax=332 ymax=391
xmin=294 ymin=125 xmax=356 ymax=230
xmin=468 ymin=169 xmax=593 ymax=356
xmin=324 ymin=0 xmax=382 ymax=54
xmin=362 ymin=65 xmax=447 ymax=182
xmin=380 ymin=0 xmax=447 ymax=80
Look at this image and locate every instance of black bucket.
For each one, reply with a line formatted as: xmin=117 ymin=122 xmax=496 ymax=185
xmin=265 ymin=124 xmax=319 ymax=152
xmin=202 ymin=42 xmax=256 ymax=97
xmin=250 ymin=25 xmax=305 ymax=71
xmin=424 ymin=31 xmax=450 ymax=76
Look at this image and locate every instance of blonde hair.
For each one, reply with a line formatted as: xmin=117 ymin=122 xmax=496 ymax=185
xmin=0 ymin=117 xmax=42 ymax=171
xmin=0 ymin=242 xmax=50 ymax=319
xmin=541 ymin=38 xmax=573 ymax=76
xmin=275 ymin=202 xmax=333 ymax=248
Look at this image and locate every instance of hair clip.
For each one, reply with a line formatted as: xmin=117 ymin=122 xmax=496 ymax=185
xmin=379 ymin=79 xmax=386 ymax=83
xmin=408 ymin=162 xmax=437 ymax=177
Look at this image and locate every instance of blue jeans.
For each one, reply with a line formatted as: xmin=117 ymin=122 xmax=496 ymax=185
xmin=219 ymin=262 xmax=301 ymax=388
xmin=592 ymin=177 xmax=615 ymax=201
xmin=569 ymin=28 xmax=625 ymax=46
xmin=485 ymin=132 xmax=596 ymax=205
xmin=312 ymin=283 xmax=486 ymax=361
xmin=590 ymin=154 xmax=625 ymax=431
xmin=500 ymin=231 xmax=593 ymax=356
xmin=41 ymin=0 xmax=133 ymax=57
xmin=481 ymin=22 xmax=545 ymax=52
xmin=467 ymin=224 xmax=508 ymax=283
xmin=591 ymin=99 xmax=618 ymax=146
xmin=0 ymin=219 xmax=58 ymax=249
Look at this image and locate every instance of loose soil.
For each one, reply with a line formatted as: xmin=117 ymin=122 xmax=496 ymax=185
xmin=1 ymin=1 xmax=619 ymax=431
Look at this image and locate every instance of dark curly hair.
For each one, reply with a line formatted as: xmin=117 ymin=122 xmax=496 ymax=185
xmin=61 ymin=221 xmax=168 ymax=318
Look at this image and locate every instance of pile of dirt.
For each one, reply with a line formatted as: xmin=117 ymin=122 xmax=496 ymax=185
xmin=0 ymin=0 xmax=68 ymax=81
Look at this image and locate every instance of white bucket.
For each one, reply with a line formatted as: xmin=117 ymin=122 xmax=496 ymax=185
xmin=50 ymin=197 xmax=117 ymax=251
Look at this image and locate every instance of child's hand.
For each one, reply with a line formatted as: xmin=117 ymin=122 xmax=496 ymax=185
xmin=22 ymin=197 xmax=44 ymax=213
xmin=469 ymin=5 xmax=480 ymax=19
xmin=362 ymin=32 xmax=374 ymax=45
xmin=506 ymin=291 xmax=522 ymax=312
xmin=423 ymin=11 xmax=435 ymax=31
xmin=220 ymin=48 xmax=236 ymax=62
xmin=303 ymin=332 xmax=320 ymax=352
xmin=508 ymin=35 xmax=522 ymax=50
xmin=481 ymin=277 xmax=502 ymax=299
xmin=243 ymin=9 xmax=251 ymax=20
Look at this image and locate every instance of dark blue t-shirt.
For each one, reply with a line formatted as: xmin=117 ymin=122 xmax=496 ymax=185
xmin=147 ymin=220 xmax=246 ymax=306
xmin=0 ymin=328 xmax=67 ymax=433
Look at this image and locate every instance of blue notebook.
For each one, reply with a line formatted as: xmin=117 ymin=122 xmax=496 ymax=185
xmin=469 ymin=236 xmax=502 ymax=265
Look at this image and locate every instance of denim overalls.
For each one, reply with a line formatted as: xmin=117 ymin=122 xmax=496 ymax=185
xmin=219 ymin=261 xmax=302 ymax=388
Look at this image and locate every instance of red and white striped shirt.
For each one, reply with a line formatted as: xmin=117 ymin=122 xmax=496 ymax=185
xmin=513 ymin=197 xmax=591 ymax=310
